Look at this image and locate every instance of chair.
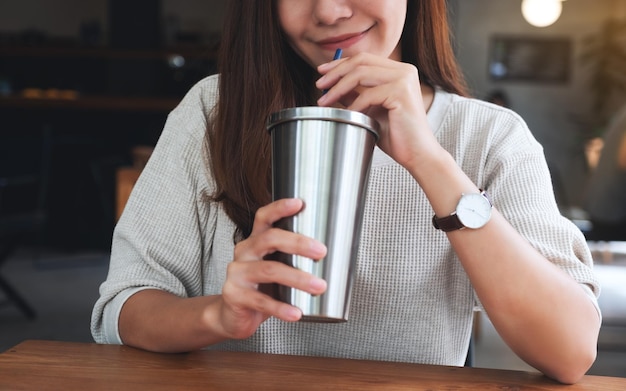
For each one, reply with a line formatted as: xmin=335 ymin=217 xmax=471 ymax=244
xmin=115 ymin=167 xmax=141 ymax=221
xmin=0 ymin=127 xmax=52 ymax=319
xmin=115 ymin=145 xmax=153 ymax=221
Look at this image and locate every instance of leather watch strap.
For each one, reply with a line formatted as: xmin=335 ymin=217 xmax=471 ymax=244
xmin=432 ymin=213 xmax=464 ymax=232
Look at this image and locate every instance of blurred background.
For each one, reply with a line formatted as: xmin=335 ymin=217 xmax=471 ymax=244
xmin=0 ymin=0 xmax=624 ymax=378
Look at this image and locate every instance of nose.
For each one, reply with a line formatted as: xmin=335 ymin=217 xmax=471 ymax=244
xmin=312 ymin=0 xmax=353 ymax=26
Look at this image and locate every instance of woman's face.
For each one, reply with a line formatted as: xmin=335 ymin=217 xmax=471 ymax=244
xmin=276 ymin=0 xmax=407 ymax=67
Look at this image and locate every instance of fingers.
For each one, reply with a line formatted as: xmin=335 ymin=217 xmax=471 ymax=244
xmin=316 ymin=53 xmax=401 ymax=92
xmin=227 ymin=288 xmax=303 ymax=322
xmin=232 ymin=227 xmax=327 ymax=297
xmin=318 ymin=65 xmax=389 ymax=109
xmin=242 ymin=198 xmax=327 ymax=262
xmin=223 ymin=260 xmax=327 ymax=322
xmin=314 ymin=53 xmax=432 ymax=173
xmin=250 ymin=198 xmax=304 ymax=237
xmin=236 ymin=226 xmax=327 ymax=263
xmin=315 ymin=53 xmax=420 ymax=111
xmin=224 ymin=198 xmax=328 ymax=324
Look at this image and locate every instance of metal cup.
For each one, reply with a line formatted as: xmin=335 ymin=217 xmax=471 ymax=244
xmin=266 ymin=107 xmax=379 ymax=322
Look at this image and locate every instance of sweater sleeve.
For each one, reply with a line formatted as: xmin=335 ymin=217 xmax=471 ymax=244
xmin=91 ymin=75 xmax=220 ymax=344
xmin=445 ymin=99 xmax=600 ymax=316
xmin=480 ymin=104 xmax=601 ymax=315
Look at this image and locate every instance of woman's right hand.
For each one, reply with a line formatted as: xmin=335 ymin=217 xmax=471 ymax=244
xmin=217 ymin=198 xmax=328 ymax=340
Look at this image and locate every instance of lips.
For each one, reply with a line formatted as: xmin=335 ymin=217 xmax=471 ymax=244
xmin=316 ymin=26 xmax=372 ymax=50
xmin=318 ymin=32 xmax=364 ymax=45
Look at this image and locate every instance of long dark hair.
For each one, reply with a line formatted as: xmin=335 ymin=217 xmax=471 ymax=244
xmin=209 ymin=0 xmax=468 ymax=239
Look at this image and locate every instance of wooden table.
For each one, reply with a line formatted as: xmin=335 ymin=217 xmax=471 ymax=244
xmin=0 ymin=340 xmax=624 ymax=390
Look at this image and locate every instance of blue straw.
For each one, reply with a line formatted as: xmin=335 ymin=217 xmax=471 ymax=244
xmin=322 ymin=48 xmax=343 ymax=95
xmin=332 ymin=48 xmax=343 ymax=61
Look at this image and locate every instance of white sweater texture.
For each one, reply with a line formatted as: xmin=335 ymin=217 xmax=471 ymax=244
xmin=91 ymin=74 xmax=599 ymax=367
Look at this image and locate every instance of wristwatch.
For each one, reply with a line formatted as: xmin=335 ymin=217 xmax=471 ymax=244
xmin=432 ymin=190 xmax=492 ymax=232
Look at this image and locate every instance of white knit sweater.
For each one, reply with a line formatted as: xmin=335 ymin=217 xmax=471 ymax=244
xmin=91 ymin=74 xmax=599 ymax=366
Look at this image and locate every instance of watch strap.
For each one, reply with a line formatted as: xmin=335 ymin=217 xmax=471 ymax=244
xmin=432 ymin=213 xmax=464 ymax=232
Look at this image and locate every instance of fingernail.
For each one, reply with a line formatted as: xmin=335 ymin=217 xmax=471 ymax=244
xmin=310 ymin=277 xmax=327 ymax=292
xmin=311 ymin=241 xmax=326 ymax=255
xmin=284 ymin=198 xmax=300 ymax=208
xmin=285 ymin=306 xmax=302 ymax=321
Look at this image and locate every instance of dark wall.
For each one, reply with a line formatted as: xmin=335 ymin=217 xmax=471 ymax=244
xmin=1 ymin=1 xmax=217 ymax=251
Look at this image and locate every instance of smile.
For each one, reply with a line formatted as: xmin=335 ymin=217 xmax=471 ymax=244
xmin=317 ymin=26 xmax=374 ymax=51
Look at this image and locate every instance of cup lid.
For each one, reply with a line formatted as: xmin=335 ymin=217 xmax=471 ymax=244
xmin=267 ymin=106 xmax=379 ymax=140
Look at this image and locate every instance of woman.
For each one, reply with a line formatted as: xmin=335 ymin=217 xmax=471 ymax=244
xmin=92 ymin=1 xmax=600 ymax=384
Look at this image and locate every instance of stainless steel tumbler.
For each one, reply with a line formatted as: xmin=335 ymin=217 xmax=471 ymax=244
xmin=266 ymin=107 xmax=379 ymax=322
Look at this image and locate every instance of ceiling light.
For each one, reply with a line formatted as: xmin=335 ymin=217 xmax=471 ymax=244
xmin=522 ymin=0 xmax=564 ymax=28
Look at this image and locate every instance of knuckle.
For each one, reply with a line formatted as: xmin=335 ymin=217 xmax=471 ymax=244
xmin=225 ymin=261 xmax=238 ymax=275
xmin=258 ymin=261 xmax=279 ymax=279
xmin=255 ymin=203 xmax=269 ymax=219
xmin=252 ymin=210 xmax=268 ymax=229
xmin=295 ymin=235 xmax=313 ymax=251
xmin=221 ymin=280 xmax=238 ymax=303
xmin=249 ymin=292 xmax=269 ymax=313
xmin=262 ymin=228 xmax=284 ymax=251
xmin=353 ymin=63 xmax=368 ymax=75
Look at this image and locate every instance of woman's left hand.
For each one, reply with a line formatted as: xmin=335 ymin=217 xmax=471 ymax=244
xmin=316 ymin=53 xmax=437 ymax=170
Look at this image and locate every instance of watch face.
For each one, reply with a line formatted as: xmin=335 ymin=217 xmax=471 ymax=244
xmin=456 ymin=193 xmax=492 ymax=229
